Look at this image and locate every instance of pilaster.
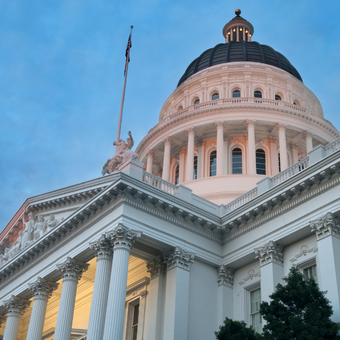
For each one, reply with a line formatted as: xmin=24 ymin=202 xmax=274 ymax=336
xmin=217 ymin=265 xmax=234 ymax=326
xmin=246 ymin=120 xmax=256 ymax=174
xmin=216 ymin=122 xmax=225 ymax=176
xmin=276 ymin=123 xmax=288 ymax=170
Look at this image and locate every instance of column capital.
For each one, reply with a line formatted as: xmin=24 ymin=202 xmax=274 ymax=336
xmin=255 ymin=241 xmax=284 ymax=267
xmin=275 ymin=123 xmax=287 ymax=131
xmin=164 ymin=246 xmax=195 ymax=272
xmin=164 ymin=137 xmax=173 ymax=145
xmin=310 ymin=212 xmax=340 ymax=241
xmin=215 ymin=121 xmax=225 ymax=129
xmin=187 ymin=126 xmax=196 ymax=134
xmin=106 ymin=223 xmax=141 ymax=251
xmin=90 ymin=234 xmax=113 ymax=259
xmin=303 ymin=131 xmax=314 ymax=138
xmin=28 ymin=277 xmax=58 ymax=300
xmin=269 ymin=136 xmax=278 ymax=144
xmin=56 ymin=257 xmax=89 ymax=281
xmin=179 ymin=146 xmax=187 ymax=155
xmin=146 ymin=150 xmax=156 ymax=157
xmin=4 ymin=296 xmax=31 ymax=316
xmin=217 ymin=265 xmax=234 ymax=288
xmin=291 ymin=142 xmax=299 ymax=151
xmin=146 ymin=255 xmax=166 ymax=279
xmin=245 ymin=119 xmax=256 ymax=127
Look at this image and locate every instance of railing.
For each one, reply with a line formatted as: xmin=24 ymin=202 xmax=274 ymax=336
xmin=325 ymin=138 xmax=340 ymax=156
xmin=272 ymin=156 xmax=309 ymax=186
xmin=142 ymin=172 xmax=178 ymax=195
xmin=76 ymin=336 xmax=86 ymax=340
xmin=225 ymin=187 xmax=258 ymax=213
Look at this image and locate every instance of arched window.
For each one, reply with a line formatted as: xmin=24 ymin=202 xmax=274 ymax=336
xmin=232 ymin=90 xmax=241 ymax=98
xmin=193 ymin=156 xmax=198 ymax=179
xmin=212 ymin=92 xmax=219 ymax=100
xmin=194 ymin=98 xmax=200 ymax=105
xmin=210 ymin=151 xmax=217 ymax=177
xmin=174 ymin=165 xmax=179 ymax=184
xmin=254 ymin=90 xmax=262 ymax=98
xmin=293 ymin=100 xmax=300 ymax=106
xmin=178 ymin=105 xmax=183 ymax=111
xmin=275 ymin=94 xmax=282 ymax=100
xmin=232 ymin=148 xmax=242 ymax=174
xmin=256 ymin=149 xmax=266 ymax=175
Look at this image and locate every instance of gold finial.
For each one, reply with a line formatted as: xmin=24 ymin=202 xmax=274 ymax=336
xmin=235 ymin=9 xmax=241 ymax=16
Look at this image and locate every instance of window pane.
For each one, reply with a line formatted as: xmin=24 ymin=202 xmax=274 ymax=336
xmin=232 ymin=148 xmax=242 ymax=174
xmin=194 ymin=99 xmax=200 ymax=105
xmin=254 ymin=91 xmax=262 ymax=98
xmin=132 ymin=303 xmax=139 ymax=340
xmin=175 ymin=165 xmax=179 ymax=184
xmin=303 ymin=265 xmax=317 ymax=283
xmin=275 ymin=94 xmax=281 ymax=100
xmin=232 ymin=90 xmax=241 ymax=98
xmin=193 ymin=156 xmax=198 ymax=180
xmin=210 ymin=151 xmax=217 ymax=177
xmin=212 ymin=93 xmax=219 ymax=100
xmin=256 ymin=149 xmax=266 ymax=175
xmin=251 ymin=289 xmax=262 ymax=333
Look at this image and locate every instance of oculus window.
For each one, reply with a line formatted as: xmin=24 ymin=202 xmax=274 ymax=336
xmin=210 ymin=151 xmax=217 ymax=177
xmin=232 ymin=90 xmax=241 ymax=98
xmin=256 ymin=149 xmax=266 ymax=175
xmin=232 ymin=148 xmax=242 ymax=174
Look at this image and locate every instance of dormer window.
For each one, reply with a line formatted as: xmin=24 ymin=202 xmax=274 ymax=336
xmin=212 ymin=93 xmax=219 ymax=101
xmin=232 ymin=90 xmax=241 ymax=98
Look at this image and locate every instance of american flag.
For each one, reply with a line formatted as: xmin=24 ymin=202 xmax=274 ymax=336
xmin=124 ymin=30 xmax=132 ymax=75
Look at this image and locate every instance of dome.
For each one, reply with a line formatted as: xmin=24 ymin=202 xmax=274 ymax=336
xmin=177 ymin=41 xmax=303 ymax=87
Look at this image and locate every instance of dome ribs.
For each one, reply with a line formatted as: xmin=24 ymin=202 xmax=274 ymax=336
xmin=225 ymin=42 xmax=232 ymax=62
xmin=242 ymin=41 xmax=248 ymax=61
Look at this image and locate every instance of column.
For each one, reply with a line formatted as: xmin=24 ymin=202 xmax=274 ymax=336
xmin=255 ymin=241 xmax=284 ymax=304
xmin=304 ymin=132 xmax=313 ymax=153
xmin=230 ymin=29 xmax=233 ymax=42
xmin=144 ymin=256 xmax=166 ymax=340
xmin=186 ymin=127 xmax=195 ymax=182
xmin=201 ymin=139 xmax=206 ymax=178
xmin=216 ymin=122 xmax=224 ymax=176
xmin=217 ymin=265 xmax=234 ymax=327
xmin=26 ymin=278 xmax=58 ymax=340
xmin=54 ymin=258 xmax=89 ymax=340
xmin=102 ymin=224 xmax=141 ymax=340
xmin=87 ymin=235 xmax=113 ymax=340
xmin=3 ymin=296 xmax=30 ymax=340
xmin=162 ymin=138 xmax=172 ymax=182
xmin=146 ymin=151 xmax=156 ymax=174
xmin=163 ymin=246 xmax=195 ymax=340
xmin=236 ymin=26 xmax=239 ymax=41
xmin=197 ymin=142 xmax=202 ymax=179
xmin=269 ymin=137 xmax=279 ymax=176
xmin=291 ymin=143 xmax=299 ymax=164
xmin=246 ymin=120 xmax=256 ymax=174
xmin=310 ymin=213 xmax=340 ymax=322
xmin=224 ymin=137 xmax=229 ymax=175
xmin=179 ymin=147 xmax=186 ymax=184
xmin=277 ymin=123 xmax=288 ymax=171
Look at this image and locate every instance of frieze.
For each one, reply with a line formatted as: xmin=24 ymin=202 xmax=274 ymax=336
xmin=239 ymin=269 xmax=261 ymax=286
xmin=290 ymin=245 xmax=318 ymax=263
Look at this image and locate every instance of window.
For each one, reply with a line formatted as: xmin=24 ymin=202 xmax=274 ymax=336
xmin=232 ymin=90 xmax=241 ymax=98
xmin=278 ymin=153 xmax=281 ymax=172
xmin=303 ymin=264 xmax=317 ymax=282
xmin=232 ymin=148 xmax=242 ymax=174
xmin=233 ymin=28 xmax=237 ymax=41
xmin=250 ymin=288 xmax=262 ymax=333
xmin=212 ymin=92 xmax=219 ymax=100
xmin=178 ymin=105 xmax=183 ymax=111
xmin=132 ymin=303 xmax=139 ymax=340
xmin=193 ymin=156 xmax=198 ymax=180
xmin=174 ymin=165 xmax=179 ymax=184
xmin=275 ymin=94 xmax=282 ymax=100
xmin=293 ymin=100 xmax=300 ymax=106
xmin=194 ymin=98 xmax=200 ymax=105
xmin=256 ymin=149 xmax=266 ymax=175
xmin=209 ymin=151 xmax=217 ymax=177
xmin=254 ymin=90 xmax=262 ymax=98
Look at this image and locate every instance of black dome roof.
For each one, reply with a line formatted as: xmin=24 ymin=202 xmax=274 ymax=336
xmin=177 ymin=41 xmax=302 ymax=87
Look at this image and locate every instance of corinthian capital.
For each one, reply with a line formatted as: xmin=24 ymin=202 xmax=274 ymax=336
xmin=269 ymin=136 xmax=278 ymax=144
xmin=276 ymin=123 xmax=287 ymax=131
xmin=217 ymin=265 xmax=234 ymax=288
xmin=146 ymin=255 xmax=166 ymax=279
xmin=106 ymin=223 xmax=141 ymax=251
xmin=56 ymin=257 xmax=89 ymax=281
xmin=215 ymin=121 xmax=225 ymax=129
xmin=89 ymin=234 xmax=113 ymax=259
xmin=255 ymin=241 xmax=284 ymax=266
xmin=28 ymin=277 xmax=59 ymax=300
xmin=245 ymin=119 xmax=256 ymax=127
xmin=187 ymin=126 xmax=196 ymax=134
xmin=4 ymin=296 xmax=31 ymax=316
xmin=164 ymin=137 xmax=173 ymax=145
xmin=310 ymin=212 xmax=340 ymax=241
xmin=164 ymin=246 xmax=195 ymax=272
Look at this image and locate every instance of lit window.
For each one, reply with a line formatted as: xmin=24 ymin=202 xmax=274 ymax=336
xmin=256 ymin=149 xmax=266 ymax=175
xmin=193 ymin=156 xmax=198 ymax=180
xmin=232 ymin=90 xmax=241 ymax=98
xmin=254 ymin=90 xmax=262 ymax=98
xmin=275 ymin=94 xmax=282 ymax=100
xmin=212 ymin=92 xmax=219 ymax=100
xmin=194 ymin=98 xmax=200 ymax=105
xmin=132 ymin=303 xmax=139 ymax=340
xmin=303 ymin=264 xmax=317 ymax=283
xmin=210 ymin=151 xmax=217 ymax=177
xmin=250 ymin=289 xmax=262 ymax=333
xmin=174 ymin=165 xmax=179 ymax=184
xmin=232 ymin=148 xmax=242 ymax=174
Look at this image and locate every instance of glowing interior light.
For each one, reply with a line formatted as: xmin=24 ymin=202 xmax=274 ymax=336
xmin=246 ymin=30 xmax=248 ymax=33
xmin=228 ymin=32 xmax=230 ymax=35
xmin=233 ymin=28 xmax=236 ymax=32
xmin=240 ymin=28 xmax=243 ymax=31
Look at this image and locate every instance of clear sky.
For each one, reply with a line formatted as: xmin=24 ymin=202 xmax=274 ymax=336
xmin=1 ymin=0 xmax=340 ymax=230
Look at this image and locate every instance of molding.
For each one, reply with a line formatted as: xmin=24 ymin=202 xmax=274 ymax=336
xmin=255 ymin=241 xmax=284 ymax=266
xmin=28 ymin=277 xmax=59 ymax=299
xmin=239 ymin=269 xmax=261 ymax=286
xmin=56 ymin=257 xmax=89 ymax=281
xmin=126 ymin=277 xmax=150 ymax=296
xmin=89 ymin=234 xmax=113 ymax=259
xmin=217 ymin=265 xmax=234 ymax=288
xmin=106 ymin=223 xmax=141 ymax=251
xmin=164 ymin=246 xmax=195 ymax=272
xmin=3 ymin=296 xmax=31 ymax=316
xmin=146 ymin=256 xmax=166 ymax=279
xmin=290 ymin=245 xmax=318 ymax=263
xmin=310 ymin=212 xmax=340 ymax=241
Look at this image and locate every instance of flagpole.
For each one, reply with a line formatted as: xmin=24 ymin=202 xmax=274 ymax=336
xmin=115 ymin=25 xmax=133 ymax=151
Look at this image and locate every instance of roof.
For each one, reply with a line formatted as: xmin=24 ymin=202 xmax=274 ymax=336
xmin=177 ymin=41 xmax=302 ymax=87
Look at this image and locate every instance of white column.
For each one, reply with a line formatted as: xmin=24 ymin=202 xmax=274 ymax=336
xmin=3 ymin=296 xmax=30 ymax=340
xmin=269 ymin=137 xmax=279 ymax=176
xmin=246 ymin=120 xmax=256 ymax=174
xmin=291 ymin=143 xmax=299 ymax=164
xmin=179 ymin=147 xmax=186 ymax=184
xmin=304 ymin=132 xmax=313 ymax=153
xmin=144 ymin=256 xmax=166 ymax=340
xmin=186 ymin=127 xmax=195 ymax=182
xmin=201 ymin=139 xmax=206 ymax=178
xmin=102 ymin=224 xmax=141 ymax=340
xmin=277 ymin=123 xmax=288 ymax=170
xmin=163 ymin=247 xmax=194 ymax=340
xmin=87 ymin=235 xmax=113 ymax=340
xmin=243 ymin=28 xmax=246 ymax=41
xmin=216 ymin=122 xmax=224 ymax=176
xmin=224 ymin=137 xmax=229 ymax=175
xmin=236 ymin=26 xmax=239 ymax=41
xmin=255 ymin=241 xmax=284 ymax=304
xmin=146 ymin=151 xmax=156 ymax=174
xmin=310 ymin=213 xmax=340 ymax=322
xmin=217 ymin=266 xmax=234 ymax=327
xmin=197 ymin=142 xmax=202 ymax=179
xmin=54 ymin=258 xmax=89 ymax=340
xmin=26 ymin=278 xmax=58 ymax=340
xmin=230 ymin=29 xmax=233 ymax=42
xmin=162 ymin=138 xmax=172 ymax=181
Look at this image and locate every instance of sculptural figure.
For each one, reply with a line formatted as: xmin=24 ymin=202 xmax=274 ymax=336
xmin=0 ymin=248 xmax=9 ymax=266
xmin=8 ymin=231 xmax=24 ymax=258
xmin=34 ymin=215 xmax=46 ymax=240
xmin=102 ymin=131 xmax=138 ymax=175
xmin=21 ymin=213 xmax=35 ymax=249
xmin=45 ymin=214 xmax=59 ymax=232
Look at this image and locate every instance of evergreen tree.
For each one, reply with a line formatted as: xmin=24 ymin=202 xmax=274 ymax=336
xmin=215 ymin=317 xmax=263 ymax=340
xmin=260 ymin=266 xmax=340 ymax=340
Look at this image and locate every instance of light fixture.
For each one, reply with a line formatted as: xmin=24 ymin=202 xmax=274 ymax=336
xmin=245 ymin=30 xmax=248 ymax=33
xmin=240 ymin=28 xmax=243 ymax=31
xmin=228 ymin=32 xmax=230 ymax=35
xmin=249 ymin=34 xmax=251 ymax=37
xmin=233 ymin=28 xmax=236 ymax=32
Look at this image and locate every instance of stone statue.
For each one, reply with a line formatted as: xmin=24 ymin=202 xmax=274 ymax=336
xmin=21 ymin=213 xmax=35 ymax=249
xmin=0 ymin=248 xmax=9 ymax=266
xmin=102 ymin=131 xmax=138 ymax=175
xmin=45 ymin=214 xmax=59 ymax=232
xmin=8 ymin=231 xmax=24 ymax=259
xmin=34 ymin=215 xmax=46 ymax=240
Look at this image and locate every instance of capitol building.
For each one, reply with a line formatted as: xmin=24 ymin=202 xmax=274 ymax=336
xmin=0 ymin=9 xmax=340 ymax=340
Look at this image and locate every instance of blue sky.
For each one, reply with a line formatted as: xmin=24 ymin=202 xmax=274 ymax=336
xmin=1 ymin=0 xmax=340 ymax=230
